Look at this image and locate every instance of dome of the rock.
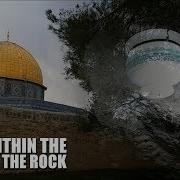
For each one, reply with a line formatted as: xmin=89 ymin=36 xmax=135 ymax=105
xmin=0 ymin=41 xmax=43 ymax=85
xmin=0 ymin=41 xmax=46 ymax=100
xmin=0 ymin=40 xmax=83 ymax=114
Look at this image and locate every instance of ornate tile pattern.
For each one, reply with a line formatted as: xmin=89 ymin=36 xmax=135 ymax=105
xmin=0 ymin=78 xmax=45 ymax=100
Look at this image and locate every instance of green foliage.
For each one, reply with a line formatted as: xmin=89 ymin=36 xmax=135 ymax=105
xmin=46 ymin=4 xmax=98 ymax=92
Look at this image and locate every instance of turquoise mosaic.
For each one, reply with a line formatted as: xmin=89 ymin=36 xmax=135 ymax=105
xmin=127 ymin=48 xmax=180 ymax=70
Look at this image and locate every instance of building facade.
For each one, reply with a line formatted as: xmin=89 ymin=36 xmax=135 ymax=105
xmin=0 ymin=41 xmax=83 ymax=114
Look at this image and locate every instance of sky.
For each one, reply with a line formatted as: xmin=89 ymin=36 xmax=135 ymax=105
xmin=0 ymin=0 xmax=90 ymax=108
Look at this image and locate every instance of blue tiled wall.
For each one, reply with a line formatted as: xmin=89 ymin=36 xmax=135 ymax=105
xmin=0 ymin=97 xmax=84 ymax=114
xmin=0 ymin=78 xmax=45 ymax=100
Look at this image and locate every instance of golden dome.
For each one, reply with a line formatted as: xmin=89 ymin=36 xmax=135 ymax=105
xmin=0 ymin=41 xmax=43 ymax=85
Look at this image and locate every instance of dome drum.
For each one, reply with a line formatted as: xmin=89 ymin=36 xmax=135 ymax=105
xmin=0 ymin=77 xmax=46 ymax=100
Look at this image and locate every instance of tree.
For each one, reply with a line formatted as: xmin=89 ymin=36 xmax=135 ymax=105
xmin=46 ymin=0 xmax=180 ymax=175
xmin=46 ymin=0 xmax=180 ymax=92
xmin=45 ymin=0 xmax=180 ymax=120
